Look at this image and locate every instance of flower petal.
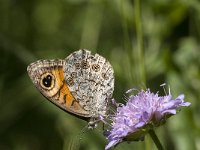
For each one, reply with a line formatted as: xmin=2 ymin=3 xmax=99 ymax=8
xmin=105 ymin=89 xmax=191 ymax=149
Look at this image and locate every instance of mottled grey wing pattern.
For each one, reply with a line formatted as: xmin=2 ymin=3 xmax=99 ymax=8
xmin=63 ymin=49 xmax=114 ymax=118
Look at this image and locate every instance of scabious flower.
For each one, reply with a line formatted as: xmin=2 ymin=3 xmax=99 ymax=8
xmin=105 ymin=89 xmax=191 ymax=150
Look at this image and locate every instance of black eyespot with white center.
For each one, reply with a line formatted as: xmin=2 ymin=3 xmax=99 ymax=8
xmin=40 ymin=73 xmax=55 ymax=90
xmin=42 ymin=74 xmax=52 ymax=87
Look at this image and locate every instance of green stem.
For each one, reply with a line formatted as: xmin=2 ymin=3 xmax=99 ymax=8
xmin=134 ymin=0 xmax=146 ymax=86
xmin=120 ymin=0 xmax=134 ymax=84
xmin=149 ymin=129 xmax=164 ymax=150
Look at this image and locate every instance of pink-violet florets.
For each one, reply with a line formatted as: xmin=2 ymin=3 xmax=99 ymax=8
xmin=105 ymin=89 xmax=191 ymax=150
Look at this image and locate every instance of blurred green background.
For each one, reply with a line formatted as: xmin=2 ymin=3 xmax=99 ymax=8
xmin=0 ymin=0 xmax=199 ymax=150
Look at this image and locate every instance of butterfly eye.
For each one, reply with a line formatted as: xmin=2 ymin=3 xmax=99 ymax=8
xmin=40 ymin=73 xmax=55 ymax=90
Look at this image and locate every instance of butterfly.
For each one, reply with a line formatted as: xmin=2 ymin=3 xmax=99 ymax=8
xmin=27 ymin=49 xmax=114 ymax=128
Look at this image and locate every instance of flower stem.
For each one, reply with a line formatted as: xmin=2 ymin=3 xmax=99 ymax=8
xmin=134 ymin=0 xmax=146 ymax=86
xmin=149 ymin=129 xmax=164 ymax=150
xmin=120 ymin=0 xmax=134 ymax=84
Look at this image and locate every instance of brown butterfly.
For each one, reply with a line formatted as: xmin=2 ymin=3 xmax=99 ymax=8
xmin=27 ymin=49 xmax=114 ymax=128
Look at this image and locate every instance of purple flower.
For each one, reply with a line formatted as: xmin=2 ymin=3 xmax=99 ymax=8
xmin=105 ymin=89 xmax=191 ymax=150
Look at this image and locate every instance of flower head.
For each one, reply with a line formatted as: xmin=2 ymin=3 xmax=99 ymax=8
xmin=105 ymin=89 xmax=191 ymax=150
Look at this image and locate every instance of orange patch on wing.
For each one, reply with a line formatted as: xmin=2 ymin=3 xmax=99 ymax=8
xmin=60 ymin=84 xmax=74 ymax=107
xmin=52 ymin=67 xmax=89 ymax=116
xmin=52 ymin=68 xmax=74 ymax=107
